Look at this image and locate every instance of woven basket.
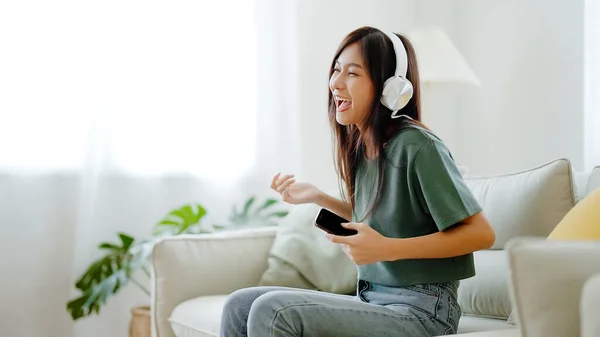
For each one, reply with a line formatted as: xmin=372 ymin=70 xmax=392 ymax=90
xmin=129 ymin=306 xmax=151 ymax=337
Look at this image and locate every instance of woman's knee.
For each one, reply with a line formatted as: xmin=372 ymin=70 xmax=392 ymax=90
xmin=223 ymin=287 xmax=271 ymax=316
xmin=247 ymin=291 xmax=302 ymax=334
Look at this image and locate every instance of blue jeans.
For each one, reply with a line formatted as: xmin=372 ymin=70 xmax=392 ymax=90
xmin=219 ymin=280 xmax=461 ymax=337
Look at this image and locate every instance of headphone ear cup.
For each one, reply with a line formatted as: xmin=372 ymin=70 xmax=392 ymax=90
xmin=380 ymin=76 xmax=414 ymax=112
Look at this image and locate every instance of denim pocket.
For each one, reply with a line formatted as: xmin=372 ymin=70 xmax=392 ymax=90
xmin=446 ymin=296 xmax=461 ymax=334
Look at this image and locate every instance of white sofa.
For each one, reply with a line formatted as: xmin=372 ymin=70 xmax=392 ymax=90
xmin=151 ymin=160 xmax=600 ymax=337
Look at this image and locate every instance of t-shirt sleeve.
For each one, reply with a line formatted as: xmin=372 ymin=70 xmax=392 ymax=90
xmin=413 ymin=139 xmax=482 ymax=231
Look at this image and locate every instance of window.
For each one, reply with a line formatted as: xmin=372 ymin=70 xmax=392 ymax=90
xmin=0 ymin=0 xmax=257 ymax=179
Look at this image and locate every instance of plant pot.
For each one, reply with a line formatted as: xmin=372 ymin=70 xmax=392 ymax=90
xmin=129 ymin=305 xmax=151 ymax=337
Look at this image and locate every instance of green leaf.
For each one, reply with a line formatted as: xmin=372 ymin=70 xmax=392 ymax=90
xmin=66 ymin=295 xmax=89 ymax=320
xmin=227 ymin=197 xmax=289 ymax=227
xmin=241 ymin=196 xmax=256 ymax=216
xmin=153 ymin=203 xmax=207 ymax=235
xmin=254 ymin=198 xmax=277 ymax=214
xmin=119 ymin=233 xmax=135 ymax=249
xmin=269 ymin=211 xmax=289 ymax=218
xmin=157 ymin=219 xmax=180 ymax=226
xmin=230 ymin=204 xmax=239 ymax=218
xmin=98 ymin=243 xmax=121 ymax=251
xmin=68 ymin=264 xmax=137 ymax=320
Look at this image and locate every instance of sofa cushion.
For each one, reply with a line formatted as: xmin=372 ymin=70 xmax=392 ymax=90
xmin=450 ymin=328 xmax=520 ymax=337
xmin=458 ymin=250 xmax=512 ymax=320
xmin=169 ymin=295 xmax=227 ymax=337
xmin=573 ymin=170 xmax=591 ymax=202
xmin=464 ymin=159 xmax=575 ymax=249
xmin=258 ymin=199 xmax=357 ymax=294
xmin=586 ymin=165 xmax=600 ymax=196
xmin=455 ymin=316 xmax=516 ymax=335
xmin=169 ymin=294 xmax=514 ymax=337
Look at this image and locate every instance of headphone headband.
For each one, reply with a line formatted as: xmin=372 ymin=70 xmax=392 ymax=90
xmin=379 ymin=31 xmax=414 ymax=117
xmin=383 ymin=32 xmax=408 ymax=79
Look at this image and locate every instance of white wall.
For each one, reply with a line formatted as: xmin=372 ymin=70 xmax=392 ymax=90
xmin=454 ymin=0 xmax=585 ymax=175
xmin=584 ymin=0 xmax=600 ymax=169
xmin=294 ymin=0 xmax=587 ymax=184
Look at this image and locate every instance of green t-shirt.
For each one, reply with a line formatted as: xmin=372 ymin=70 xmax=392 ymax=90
xmin=353 ymin=123 xmax=482 ymax=287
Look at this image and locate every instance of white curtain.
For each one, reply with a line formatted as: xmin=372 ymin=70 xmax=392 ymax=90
xmin=585 ymin=0 xmax=600 ymax=170
xmin=0 ymin=1 xmax=298 ymax=337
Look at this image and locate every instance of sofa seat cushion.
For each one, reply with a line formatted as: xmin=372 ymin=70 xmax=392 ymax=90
xmin=450 ymin=328 xmax=520 ymax=337
xmin=169 ymin=294 xmax=514 ymax=337
xmin=169 ymin=295 xmax=227 ymax=337
xmin=456 ymin=316 xmax=515 ymax=334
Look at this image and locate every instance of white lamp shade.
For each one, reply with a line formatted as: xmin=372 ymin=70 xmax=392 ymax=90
xmin=407 ymin=27 xmax=481 ymax=86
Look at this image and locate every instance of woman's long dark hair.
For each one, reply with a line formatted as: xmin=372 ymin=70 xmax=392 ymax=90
xmin=328 ymin=26 xmax=423 ymax=220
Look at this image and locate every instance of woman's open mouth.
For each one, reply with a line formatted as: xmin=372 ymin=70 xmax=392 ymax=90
xmin=336 ymin=97 xmax=352 ymax=112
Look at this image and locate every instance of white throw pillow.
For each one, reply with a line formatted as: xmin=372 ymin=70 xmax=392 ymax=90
xmin=258 ymin=194 xmax=358 ymax=294
xmin=464 ymin=158 xmax=575 ymax=249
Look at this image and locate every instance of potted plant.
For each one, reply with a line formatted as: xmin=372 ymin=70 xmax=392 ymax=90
xmin=67 ymin=196 xmax=287 ymax=337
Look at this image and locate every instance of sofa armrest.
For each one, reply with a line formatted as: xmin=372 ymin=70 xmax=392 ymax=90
xmin=581 ymin=273 xmax=600 ymax=337
xmin=151 ymin=227 xmax=277 ymax=337
xmin=506 ymin=238 xmax=600 ymax=337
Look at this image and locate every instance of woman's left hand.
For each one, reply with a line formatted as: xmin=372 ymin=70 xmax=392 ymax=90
xmin=325 ymin=223 xmax=391 ymax=265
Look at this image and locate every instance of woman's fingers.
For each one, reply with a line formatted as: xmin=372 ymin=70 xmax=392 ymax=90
xmin=271 ymin=173 xmax=294 ymax=192
xmin=277 ymin=178 xmax=296 ymax=193
xmin=270 ymin=172 xmax=281 ymax=190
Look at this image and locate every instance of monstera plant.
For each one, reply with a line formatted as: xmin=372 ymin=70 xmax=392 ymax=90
xmin=66 ymin=196 xmax=287 ymax=329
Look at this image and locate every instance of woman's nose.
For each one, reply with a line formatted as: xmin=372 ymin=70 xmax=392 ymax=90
xmin=330 ymin=73 xmax=345 ymax=91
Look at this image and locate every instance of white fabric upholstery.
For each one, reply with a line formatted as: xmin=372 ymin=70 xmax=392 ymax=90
xmin=581 ymin=274 xmax=600 ymax=337
xmin=169 ymin=295 xmax=227 ymax=337
xmin=456 ymin=316 xmax=515 ymax=334
xmin=449 ymin=329 xmax=520 ymax=337
xmin=573 ymin=170 xmax=592 ymax=202
xmin=506 ymin=238 xmax=600 ymax=337
xmin=151 ymin=227 xmax=278 ymax=337
xmin=458 ymin=251 xmax=512 ymax=320
xmin=586 ymin=165 xmax=600 ymax=195
xmin=465 ymin=159 xmax=575 ymax=249
xmin=167 ymin=294 xmax=515 ymax=337
xmin=258 ymin=198 xmax=357 ymax=294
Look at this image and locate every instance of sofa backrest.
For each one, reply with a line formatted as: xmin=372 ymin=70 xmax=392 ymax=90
xmin=464 ymin=158 xmax=575 ymax=250
xmin=586 ymin=166 xmax=600 ymax=196
xmin=459 ymin=161 xmax=598 ymax=322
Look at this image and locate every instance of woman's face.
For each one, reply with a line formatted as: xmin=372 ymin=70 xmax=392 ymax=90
xmin=329 ymin=42 xmax=375 ymax=127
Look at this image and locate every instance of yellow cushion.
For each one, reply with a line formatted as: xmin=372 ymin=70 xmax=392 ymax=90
xmin=548 ymin=187 xmax=600 ymax=240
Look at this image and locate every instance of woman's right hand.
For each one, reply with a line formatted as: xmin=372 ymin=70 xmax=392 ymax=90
xmin=270 ymin=173 xmax=322 ymax=205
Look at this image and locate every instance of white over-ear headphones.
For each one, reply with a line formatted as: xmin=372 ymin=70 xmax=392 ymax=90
xmin=380 ymin=31 xmax=414 ymax=118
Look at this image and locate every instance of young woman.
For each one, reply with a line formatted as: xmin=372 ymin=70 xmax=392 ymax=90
xmin=220 ymin=26 xmax=495 ymax=337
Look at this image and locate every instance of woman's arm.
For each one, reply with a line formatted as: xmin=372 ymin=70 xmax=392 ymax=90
xmin=316 ymin=191 xmax=353 ymax=221
xmin=384 ymin=211 xmax=495 ymax=261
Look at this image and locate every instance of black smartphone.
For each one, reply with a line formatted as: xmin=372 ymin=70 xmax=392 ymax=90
xmin=314 ymin=208 xmax=357 ymax=236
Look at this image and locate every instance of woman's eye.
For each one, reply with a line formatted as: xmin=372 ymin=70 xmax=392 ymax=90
xmin=333 ymin=68 xmax=341 ymax=73
xmin=349 ymin=72 xmax=357 ymax=76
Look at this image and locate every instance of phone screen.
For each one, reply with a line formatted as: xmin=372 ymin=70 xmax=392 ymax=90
xmin=314 ymin=208 xmax=357 ymax=236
